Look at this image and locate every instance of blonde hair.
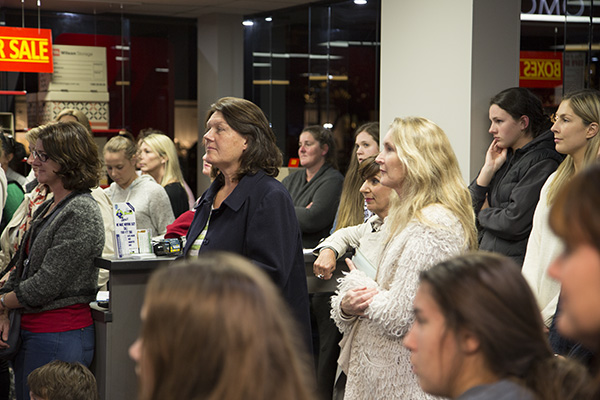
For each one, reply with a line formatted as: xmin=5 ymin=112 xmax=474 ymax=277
xmin=55 ymin=109 xmax=92 ymax=134
xmin=25 ymin=125 xmax=44 ymax=146
xmin=104 ymin=133 xmax=137 ymax=160
xmin=140 ymin=252 xmax=316 ymax=400
xmin=547 ymin=90 xmax=600 ymax=205
xmin=385 ymin=117 xmax=477 ymax=250
xmin=140 ymin=133 xmax=184 ymax=188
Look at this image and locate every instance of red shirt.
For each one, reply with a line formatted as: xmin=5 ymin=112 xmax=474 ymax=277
xmin=21 ymin=303 xmax=93 ymax=333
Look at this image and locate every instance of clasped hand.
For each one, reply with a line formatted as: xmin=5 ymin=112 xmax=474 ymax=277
xmin=340 ymin=258 xmax=378 ymax=317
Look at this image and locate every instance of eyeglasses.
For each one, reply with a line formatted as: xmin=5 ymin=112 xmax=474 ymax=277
xmin=31 ymin=150 xmax=50 ymax=162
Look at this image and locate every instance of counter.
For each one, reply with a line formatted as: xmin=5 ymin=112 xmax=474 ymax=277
xmin=91 ymin=251 xmax=351 ymax=400
xmin=91 ymin=255 xmax=177 ymax=400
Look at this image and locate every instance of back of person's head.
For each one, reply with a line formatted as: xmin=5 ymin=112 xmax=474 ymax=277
xmin=547 ymin=89 xmax=600 ymax=205
xmin=139 ymin=133 xmax=184 ymax=187
xmin=28 ymin=360 xmax=98 ymax=400
xmin=206 ymin=97 xmax=282 ymax=180
xmin=385 ymin=117 xmax=477 ymax=249
xmin=418 ymin=252 xmax=593 ymax=400
xmin=139 ymin=252 xmax=315 ymax=400
xmin=105 ymin=132 xmax=137 ymax=160
xmin=302 ymin=125 xmax=337 ymax=169
xmin=490 ymin=87 xmax=551 ymax=137
xmin=38 ymin=121 xmax=102 ymax=191
xmin=55 ymin=109 xmax=93 ymax=135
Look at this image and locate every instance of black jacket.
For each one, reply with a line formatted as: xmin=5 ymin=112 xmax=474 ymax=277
xmin=469 ymin=130 xmax=563 ymax=266
xmin=183 ymin=170 xmax=312 ymax=349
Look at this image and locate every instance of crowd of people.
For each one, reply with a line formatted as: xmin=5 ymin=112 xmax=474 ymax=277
xmin=0 ymin=86 xmax=599 ymax=400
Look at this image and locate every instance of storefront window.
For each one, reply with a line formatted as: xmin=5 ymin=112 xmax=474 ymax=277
xmin=244 ymin=0 xmax=381 ymax=172
xmin=521 ymin=0 xmax=599 ymax=108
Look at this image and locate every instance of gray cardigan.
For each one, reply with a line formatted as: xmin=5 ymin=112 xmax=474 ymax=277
xmin=282 ymin=163 xmax=344 ymax=248
xmin=1 ymin=191 xmax=104 ymax=313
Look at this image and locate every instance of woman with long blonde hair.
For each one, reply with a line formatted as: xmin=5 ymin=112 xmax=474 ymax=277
xmin=137 ymin=133 xmax=189 ymax=218
xmin=522 ymin=89 xmax=600 ymax=334
xmin=331 ymin=116 xmax=476 ymax=399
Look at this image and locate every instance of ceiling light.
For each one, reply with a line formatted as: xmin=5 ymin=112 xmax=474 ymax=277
xmin=354 ymin=0 xmax=367 ymax=4
xmin=242 ymin=20 xmax=254 ymax=26
xmin=265 ymin=17 xmax=272 ymax=22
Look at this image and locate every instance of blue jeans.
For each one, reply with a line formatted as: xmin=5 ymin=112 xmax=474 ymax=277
xmin=13 ymin=325 xmax=95 ymax=400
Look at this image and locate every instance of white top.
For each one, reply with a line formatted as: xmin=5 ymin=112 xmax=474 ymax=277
xmin=521 ymin=172 xmax=562 ymax=326
xmin=314 ymin=214 xmax=387 ymax=277
xmin=104 ymin=174 xmax=175 ymax=236
xmin=331 ymin=204 xmax=467 ymax=400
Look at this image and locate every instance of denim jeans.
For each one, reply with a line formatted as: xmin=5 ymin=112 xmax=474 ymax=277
xmin=13 ymin=325 xmax=95 ymax=400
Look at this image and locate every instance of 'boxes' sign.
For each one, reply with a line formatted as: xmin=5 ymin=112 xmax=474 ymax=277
xmin=520 ymin=51 xmax=563 ymax=88
xmin=0 ymin=27 xmax=53 ymax=73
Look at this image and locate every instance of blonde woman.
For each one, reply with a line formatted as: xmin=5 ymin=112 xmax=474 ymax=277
xmin=331 ymin=117 xmax=477 ymax=400
xmin=522 ymin=89 xmax=600 ymax=330
xmin=137 ymin=133 xmax=189 ymax=218
xmin=104 ymin=133 xmax=174 ymax=236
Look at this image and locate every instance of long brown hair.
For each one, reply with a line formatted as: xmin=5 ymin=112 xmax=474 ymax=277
xmin=335 ymin=122 xmax=379 ymax=231
xmin=139 ymin=252 xmax=316 ymax=400
xmin=206 ymin=97 xmax=282 ymax=181
xmin=420 ymin=252 xmax=593 ymax=400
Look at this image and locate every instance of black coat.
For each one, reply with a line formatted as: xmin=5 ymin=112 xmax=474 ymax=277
xmin=183 ymin=170 xmax=312 ymax=349
xmin=470 ymin=130 xmax=564 ymax=266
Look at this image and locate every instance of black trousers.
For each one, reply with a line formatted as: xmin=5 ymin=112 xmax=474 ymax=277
xmin=310 ymin=292 xmax=342 ymax=400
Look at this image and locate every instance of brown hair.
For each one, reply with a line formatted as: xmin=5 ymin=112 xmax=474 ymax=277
xmin=55 ymin=109 xmax=92 ymax=134
xmin=550 ymin=162 xmax=600 ymax=258
xmin=139 ymin=252 xmax=316 ymax=400
xmin=358 ymin=155 xmax=380 ymax=182
xmin=420 ymin=252 xmax=593 ymax=400
xmin=302 ymin=125 xmax=337 ymax=170
xmin=206 ymin=97 xmax=282 ymax=181
xmin=335 ymin=122 xmax=380 ymax=231
xmin=28 ymin=360 xmax=99 ymax=400
xmin=38 ymin=121 xmax=102 ymax=191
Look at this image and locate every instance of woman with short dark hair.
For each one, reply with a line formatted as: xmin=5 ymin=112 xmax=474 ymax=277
xmin=282 ymin=126 xmax=344 ymax=248
xmin=182 ymin=97 xmax=311 ymax=348
xmin=0 ymin=121 xmax=105 ymax=400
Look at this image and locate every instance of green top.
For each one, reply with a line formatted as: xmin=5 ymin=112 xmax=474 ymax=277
xmin=4 ymin=181 xmax=24 ymax=222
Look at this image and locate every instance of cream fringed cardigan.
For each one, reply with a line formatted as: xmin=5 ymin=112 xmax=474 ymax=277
xmin=331 ymin=204 xmax=467 ymax=400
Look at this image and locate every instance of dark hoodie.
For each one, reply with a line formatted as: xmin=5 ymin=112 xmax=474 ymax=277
xmin=470 ymin=130 xmax=564 ymax=267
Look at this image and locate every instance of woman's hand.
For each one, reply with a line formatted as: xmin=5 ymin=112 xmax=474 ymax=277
xmin=314 ymin=248 xmax=336 ymax=280
xmin=476 ymin=138 xmax=508 ymax=187
xmin=341 ymin=257 xmax=378 ymax=316
xmin=341 ymin=287 xmax=378 ymax=317
xmin=0 ymin=313 xmax=10 ymax=349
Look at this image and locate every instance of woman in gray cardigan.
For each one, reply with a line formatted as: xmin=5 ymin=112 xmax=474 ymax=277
xmin=0 ymin=122 xmax=104 ymax=400
xmin=282 ymin=126 xmax=344 ymax=249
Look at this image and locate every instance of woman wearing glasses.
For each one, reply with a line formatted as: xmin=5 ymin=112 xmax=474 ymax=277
xmin=469 ymin=87 xmax=563 ymax=267
xmin=522 ymin=89 xmax=600 ymax=334
xmin=0 ymin=122 xmax=105 ymax=400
